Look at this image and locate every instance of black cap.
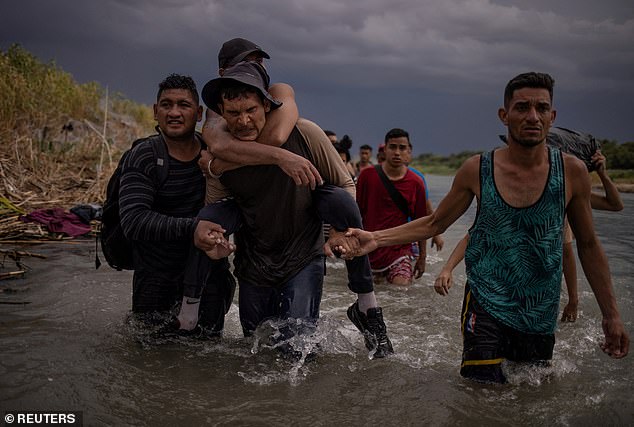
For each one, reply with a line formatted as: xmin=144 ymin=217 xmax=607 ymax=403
xmin=218 ymin=38 xmax=270 ymax=69
xmin=201 ymin=61 xmax=282 ymax=114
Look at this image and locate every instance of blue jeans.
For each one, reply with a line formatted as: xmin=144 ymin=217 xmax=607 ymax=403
xmin=238 ymin=256 xmax=324 ymax=337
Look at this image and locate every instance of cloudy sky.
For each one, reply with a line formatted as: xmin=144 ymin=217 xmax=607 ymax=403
xmin=2 ymin=0 xmax=633 ymax=155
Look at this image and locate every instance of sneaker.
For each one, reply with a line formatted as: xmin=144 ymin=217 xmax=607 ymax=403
xmin=346 ymin=301 xmax=394 ymax=358
xmin=277 ymin=343 xmax=319 ymax=364
xmin=157 ymin=317 xmax=205 ymax=338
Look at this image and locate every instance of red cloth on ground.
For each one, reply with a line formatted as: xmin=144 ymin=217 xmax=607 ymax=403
xmin=21 ymin=208 xmax=91 ymax=237
xmin=356 ymin=167 xmax=427 ymax=270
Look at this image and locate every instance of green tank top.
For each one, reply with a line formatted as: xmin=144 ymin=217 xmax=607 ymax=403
xmin=465 ymin=148 xmax=565 ymax=334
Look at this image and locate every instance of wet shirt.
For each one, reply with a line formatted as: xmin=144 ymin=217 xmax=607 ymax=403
xmin=220 ymin=118 xmax=353 ymax=287
xmin=465 ymin=148 xmax=565 ymax=334
xmin=119 ymin=140 xmax=204 ymax=272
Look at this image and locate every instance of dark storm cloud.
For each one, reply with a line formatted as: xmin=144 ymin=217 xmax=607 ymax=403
xmin=1 ymin=0 xmax=633 ymax=154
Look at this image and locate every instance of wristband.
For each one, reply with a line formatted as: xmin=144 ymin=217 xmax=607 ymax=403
xmin=207 ymin=158 xmax=223 ymax=179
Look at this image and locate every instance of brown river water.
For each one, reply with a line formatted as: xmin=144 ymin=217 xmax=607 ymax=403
xmin=1 ymin=175 xmax=633 ymax=426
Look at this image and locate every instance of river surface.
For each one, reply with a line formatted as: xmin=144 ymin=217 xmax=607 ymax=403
xmin=1 ymin=175 xmax=633 ymax=426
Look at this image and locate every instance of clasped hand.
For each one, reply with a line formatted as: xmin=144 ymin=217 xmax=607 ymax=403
xmin=194 ymin=220 xmax=235 ymax=259
xmin=324 ymin=228 xmax=378 ymax=259
xmin=324 ymin=228 xmax=360 ymax=259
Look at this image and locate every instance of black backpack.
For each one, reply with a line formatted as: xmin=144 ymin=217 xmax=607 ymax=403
xmin=544 ymin=127 xmax=601 ymax=172
xmin=99 ymin=132 xmax=169 ymax=270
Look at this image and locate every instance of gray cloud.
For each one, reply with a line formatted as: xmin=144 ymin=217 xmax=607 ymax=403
xmin=1 ymin=0 xmax=632 ymax=154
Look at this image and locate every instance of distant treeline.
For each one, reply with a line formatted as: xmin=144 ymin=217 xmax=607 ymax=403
xmin=414 ymin=151 xmax=481 ymax=170
xmin=413 ymin=139 xmax=634 ymax=174
xmin=599 ymin=140 xmax=634 ymax=170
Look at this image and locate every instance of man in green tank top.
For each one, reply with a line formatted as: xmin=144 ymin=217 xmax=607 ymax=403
xmin=346 ymin=72 xmax=629 ymax=383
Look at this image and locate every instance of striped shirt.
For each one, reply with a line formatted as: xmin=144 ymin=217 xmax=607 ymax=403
xmin=119 ymin=140 xmax=204 ymax=272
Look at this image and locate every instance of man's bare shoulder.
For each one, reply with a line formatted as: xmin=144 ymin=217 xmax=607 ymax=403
xmin=458 ymin=154 xmax=482 ymax=175
xmin=562 ymin=151 xmax=587 ymax=174
xmin=563 ymin=152 xmax=591 ymax=198
xmin=451 ymin=154 xmax=482 ymax=193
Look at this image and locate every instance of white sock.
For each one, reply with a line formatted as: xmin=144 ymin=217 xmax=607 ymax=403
xmin=357 ymin=292 xmax=378 ymax=314
xmin=176 ymin=296 xmax=200 ymax=330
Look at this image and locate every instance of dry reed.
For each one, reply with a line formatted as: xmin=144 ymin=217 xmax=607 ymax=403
xmin=0 ymin=45 xmax=154 ymax=244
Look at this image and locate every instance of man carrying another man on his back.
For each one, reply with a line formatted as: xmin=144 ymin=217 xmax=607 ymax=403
xmin=191 ymin=60 xmax=393 ymax=356
xmin=174 ymin=38 xmax=393 ymax=357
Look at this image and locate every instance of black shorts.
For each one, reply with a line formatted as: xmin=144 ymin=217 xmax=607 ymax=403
xmin=460 ymin=282 xmax=555 ymax=383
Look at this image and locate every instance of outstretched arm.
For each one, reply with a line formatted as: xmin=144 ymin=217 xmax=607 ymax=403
xmin=434 ymin=234 xmax=468 ymax=296
xmin=426 ymin=199 xmax=444 ymax=251
xmin=347 ymin=155 xmax=480 ymax=256
xmin=589 ymin=150 xmax=623 ymax=211
xmin=566 ymin=156 xmax=629 ymax=359
xmin=413 ymin=181 xmax=430 ymax=278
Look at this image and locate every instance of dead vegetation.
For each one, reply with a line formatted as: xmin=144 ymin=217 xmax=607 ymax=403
xmin=0 ymin=45 xmax=154 ymax=280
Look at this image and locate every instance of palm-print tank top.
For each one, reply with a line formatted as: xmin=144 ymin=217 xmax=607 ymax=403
xmin=465 ymin=148 xmax=565 ymax=334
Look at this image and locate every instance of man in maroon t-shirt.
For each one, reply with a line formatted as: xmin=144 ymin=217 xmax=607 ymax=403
xmin=356 ymin=128 xmax=428 ymax=286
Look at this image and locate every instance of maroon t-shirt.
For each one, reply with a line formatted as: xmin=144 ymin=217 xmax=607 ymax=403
xmin=356 ymin=166 xmax=427 ymax=270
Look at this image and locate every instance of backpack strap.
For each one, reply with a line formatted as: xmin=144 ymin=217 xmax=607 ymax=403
xmin=128 ymin=126 xmax=168 ymax=189
xmin=374 ymin=165 xmax=411 ymax=218
xmin=140 ymin=127 xmax=204 ymax=189
xmin=148 ymin=132 xmax=169 ymax=189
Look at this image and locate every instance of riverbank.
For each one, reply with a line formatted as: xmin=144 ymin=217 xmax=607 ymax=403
xmin=612 ymin=183 xmax=634 ymax=193
xmin=414 ymin=164 xmax=634 ymax=193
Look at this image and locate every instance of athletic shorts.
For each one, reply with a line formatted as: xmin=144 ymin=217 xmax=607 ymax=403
xmin=460 ymin=282 xmax=555 ymax=384
xmin=373 ymin=257 xmax=412 ymax=283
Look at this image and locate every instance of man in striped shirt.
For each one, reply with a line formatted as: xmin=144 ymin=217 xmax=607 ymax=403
xmin=118 ymin=74 xmax=235 ymax=334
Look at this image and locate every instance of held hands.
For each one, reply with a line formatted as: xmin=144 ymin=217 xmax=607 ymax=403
xmin=344 ymin=228 xmax=378 ymax=257
xmin=194 ymin=220 xmax=235 ymax=259
xmin=324 ymin=228 xmax=360 ymax=259
xmin=600 ymin=316 xmax=629 ymax=359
